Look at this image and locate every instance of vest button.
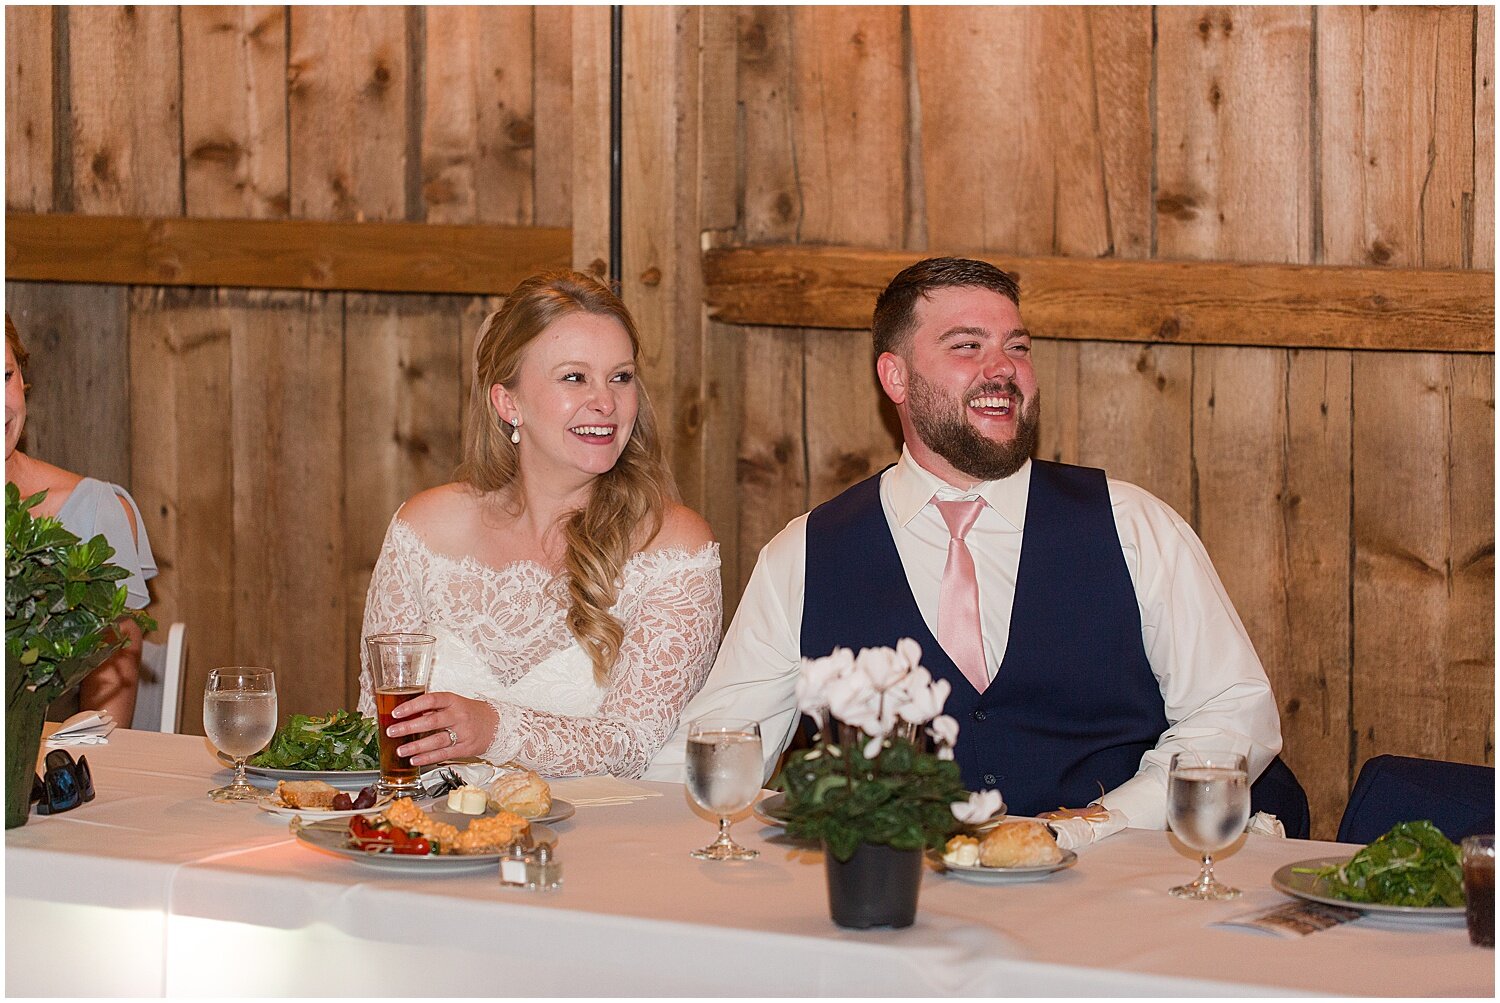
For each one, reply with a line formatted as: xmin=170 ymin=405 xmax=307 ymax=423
xmin=984 ymin=773 xmax=997 ymax=785
xmin=972 ymin=709 xmax=987 ymax=722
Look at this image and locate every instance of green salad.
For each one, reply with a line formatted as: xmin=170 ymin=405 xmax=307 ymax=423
xmin=1297 ymin=820 xmax=1465 ymax=907
xmin=249 ymin=709 xmax=379 ymax=771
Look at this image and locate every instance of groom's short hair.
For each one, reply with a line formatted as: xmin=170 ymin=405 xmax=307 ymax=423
xmin=872 ymin=257 xmax=1021 ymax=357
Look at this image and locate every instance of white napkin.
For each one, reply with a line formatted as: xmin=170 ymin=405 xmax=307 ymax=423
xmin=549 ymin=775 xmax=662 ymax=807
xmin=1045 ymin=807 xmax=1129 ymax=851
xmin=46 ymin=709 xmax=115 ymax=747
xmin=1247 ymin=811 xmax=1286 ymax=837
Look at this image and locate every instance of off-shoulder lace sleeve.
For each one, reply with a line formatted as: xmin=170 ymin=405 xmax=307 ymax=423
xmin=356 ymin=517 xmax=429 ymax=718
xmin=480 ymin=545 xmax=723 ymax=777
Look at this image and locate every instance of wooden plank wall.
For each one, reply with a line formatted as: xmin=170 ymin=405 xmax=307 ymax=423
xmin=5 ymin=6 xmax=568 ymax=731
xmin=722 ymin=6 xmax=1493 ymax=839
xmin=3 ymin=6 xmax=1491 ymax=838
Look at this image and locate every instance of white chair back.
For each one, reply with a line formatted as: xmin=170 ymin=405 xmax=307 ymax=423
xmin=133 ymin=622 xmax=187 ymax=733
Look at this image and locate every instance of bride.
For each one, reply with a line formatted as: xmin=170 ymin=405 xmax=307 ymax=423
xmin=357 ymin=270 xmax=721 ymax=777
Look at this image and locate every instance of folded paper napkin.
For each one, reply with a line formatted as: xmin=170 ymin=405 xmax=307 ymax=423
xmin=1247 ymin=811 xmax=1285 ymax=838
xmin=46 ymin=710 xmax=115 ymax=748
xmin=1044 ymin=807 xmax=1129 ymax=851
xmin=549 ymin=775 xmax=663 ymax=807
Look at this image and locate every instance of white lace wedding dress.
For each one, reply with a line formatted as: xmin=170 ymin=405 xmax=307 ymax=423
xmin=357 ymin=517 xmax=722 ymax=777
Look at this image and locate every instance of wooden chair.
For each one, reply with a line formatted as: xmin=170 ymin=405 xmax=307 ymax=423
xmin=133 ymin=622 xmax=187 ymax=734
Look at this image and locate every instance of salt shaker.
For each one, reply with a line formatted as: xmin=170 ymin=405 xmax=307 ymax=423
xmin=525 ymin=842 xmax=562 ymax=891
xmin=500 ymin=842 xmax=530 ymax=887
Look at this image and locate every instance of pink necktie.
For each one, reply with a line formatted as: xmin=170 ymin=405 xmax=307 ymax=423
xmin=935 ymin=498 xmax=989 ymax=694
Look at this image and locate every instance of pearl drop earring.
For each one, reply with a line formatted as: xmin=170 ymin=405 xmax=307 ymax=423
xmin=511 ymin=422 xmax=521 ymax=445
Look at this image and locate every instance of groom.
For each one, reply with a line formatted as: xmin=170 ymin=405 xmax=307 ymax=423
xmin=649 ymin=257 xmax=1287 ymax=831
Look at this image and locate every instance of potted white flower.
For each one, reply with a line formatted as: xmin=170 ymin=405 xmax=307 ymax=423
xmin=774 ymin=639 xmax=997 ymax=928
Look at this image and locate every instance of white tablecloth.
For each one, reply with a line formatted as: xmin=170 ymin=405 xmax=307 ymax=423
xmin=6 ymin=729 xmax=1492 ymax=996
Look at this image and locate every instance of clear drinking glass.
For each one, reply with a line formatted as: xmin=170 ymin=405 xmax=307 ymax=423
xmin=685 ymin=717 xmax=763 ymax=861
xmin=366 ymin=632 xmax=436 ymax=798
xmin=1166 ymin=750 xmax=1249 ymax=900
xmin=204 ymin=667 xmax=277 ymax=801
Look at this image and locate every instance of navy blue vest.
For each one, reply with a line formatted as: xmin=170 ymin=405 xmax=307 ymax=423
xmin=802 ymin=460 xmax=1169 ymax=816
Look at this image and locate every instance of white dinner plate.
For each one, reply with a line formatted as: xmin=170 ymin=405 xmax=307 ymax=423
xmin=937 ymin=849 xmax=1078 ymax=884
xmin=293 ymin=817 xmax=558 ymax=873
xmin=217 ymin=752 xmax=381 ymax=790
xmin=753 ymin=792 xmax=791 ymax=828
xmin=256 ymin=792 xmax=395 ymax=820
xmin=1272 ymin=857 xmax=1467 ymax=925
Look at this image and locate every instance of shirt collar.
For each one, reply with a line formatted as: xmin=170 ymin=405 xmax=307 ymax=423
xmin=886 ymin=445 xmax=1031 ymax=531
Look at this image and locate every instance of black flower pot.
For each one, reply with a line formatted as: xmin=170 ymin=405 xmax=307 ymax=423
xmin=823 ymin=841 xmax=923 ymax=929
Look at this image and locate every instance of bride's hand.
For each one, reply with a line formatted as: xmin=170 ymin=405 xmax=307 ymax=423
xmin=385 ymin=691 xmax=500 ymax=766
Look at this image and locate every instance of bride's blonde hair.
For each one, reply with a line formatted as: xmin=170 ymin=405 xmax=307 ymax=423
xmin=457 ymin=270 xmax=676 ymax=683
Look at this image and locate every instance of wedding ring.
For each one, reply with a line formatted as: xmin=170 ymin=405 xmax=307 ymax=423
xmin=445 ymin=727 xmax=459 ymax=748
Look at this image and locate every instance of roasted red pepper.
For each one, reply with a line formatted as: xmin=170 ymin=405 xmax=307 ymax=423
xmin=347 ymin=814 xmax=435 ymax=855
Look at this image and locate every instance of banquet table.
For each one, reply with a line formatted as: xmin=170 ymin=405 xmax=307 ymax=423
xmin=6 ymin=729 xmax=1492 ymax=997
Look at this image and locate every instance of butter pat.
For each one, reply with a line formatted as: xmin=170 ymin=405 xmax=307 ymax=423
xmin=943 ymin=835 xmax=980 ymax=867
xmin=447 ymin=785 xmax=488 ymax=815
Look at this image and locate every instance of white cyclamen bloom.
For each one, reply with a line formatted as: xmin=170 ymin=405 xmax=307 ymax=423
xmin=863 ymin=733 xmax=885 ymax=759
xmin=895 ymin=637 xmax=923 ymax=672
xmin=951 ymin=789 xmax=1004 ymax=825
xmin=826 ymin=671 xmax=883 ymax=736
xmin=856 ymin=645 xmax=908 ymax=692
xmin=794 ymin=647 xmax=855 ymax=718
xmin=927 ymin=714 xmax=959 ymax=750
xmin=898 ymin=670 xmax=951 ymax=725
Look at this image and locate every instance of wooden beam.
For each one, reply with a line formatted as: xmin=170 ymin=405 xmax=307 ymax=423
xmin=704 ymin=244 xmax=1495 ymax=353
xmin=6 ymin=213 xmax=571 ymax=295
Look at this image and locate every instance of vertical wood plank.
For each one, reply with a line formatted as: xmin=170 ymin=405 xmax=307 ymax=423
xmin=342 ymin=294 xmax=464 ymax=709
xmin=231 ymin=292 xmax=346 ymax=718
xmin=422 ymin=6 xmax=534 ymax=225
xmin=737 ymin=324 xmax=806 ymax=595
xmin=5 ymin=281 xmax=130 ymax=490
xmin=732 ymin=6 xmax=806 ymax=603
xmin=570 ymin=5 xmax=611 ymax=274
xmin=1319 ymin=6 xmax=1475 ymax=269
xmin=1074 ymin=343 xmax=1195 ymax=518
xmin=5 ymin=6 xmax=54 ymax=212
xmin=288 ymin=6 xmax=408 ymax=221
xmin=1321 ymin=7 xmax=1492 ymax=776
xmin=67 ymin=5 xmax=182 ymax=214
xmin=128 ymin=288 xmax=234 ymax=733
xmin=1474 ymin=6 xmax=1494 ymax=269
xmin=912 ymin=6 xmax=1130 ymax=257
xmin=1157 ymin=7 xmax=1313 ymax=261
xmin=793 ymin=6 xmax=906 ymax=510
xmin=533 ymin=7 xmax=573 ymax=228
xmin=621 ymin=6 xmax=695 ymax=488
xmin=181 ymin=6 xmax=289 ymax=219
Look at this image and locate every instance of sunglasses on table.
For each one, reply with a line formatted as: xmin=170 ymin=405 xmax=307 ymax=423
xmin=29 ymin=750 xmax=95 ymax=816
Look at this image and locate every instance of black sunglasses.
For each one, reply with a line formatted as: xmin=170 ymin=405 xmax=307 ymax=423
xmin=30 ymin=750 xmax=95 ymax=816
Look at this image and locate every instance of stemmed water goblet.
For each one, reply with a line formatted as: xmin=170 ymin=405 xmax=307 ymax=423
xmin=685 ymin=717 xmax=763 ymax=861
xmin=204 ymin=666 xmax=278 ymax=801
xmin=1166 ymin=750 xmax=1249 ymax=900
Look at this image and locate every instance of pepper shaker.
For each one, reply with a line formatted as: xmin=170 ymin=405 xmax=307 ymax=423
xmin=525 ymin=842 xmax=562 ymax=891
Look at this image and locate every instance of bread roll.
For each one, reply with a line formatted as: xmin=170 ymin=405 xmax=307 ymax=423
xmin=275 ymin=779 xmax=340 ymax=809
xmin=978 ymin=820 xmax=1063 ymax=868
xmin=487 ymin=769 xmax=552 ymax=818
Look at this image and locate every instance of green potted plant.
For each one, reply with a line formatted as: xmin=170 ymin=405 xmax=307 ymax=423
xmin=5 ymin=483 xmax=155 ymax=828
xmin=774 ymin=639 xmax=997 ymax=928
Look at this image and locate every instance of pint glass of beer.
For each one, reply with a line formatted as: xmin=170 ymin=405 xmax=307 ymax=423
xmin=366 ymin=632 xmax=437 ymax=798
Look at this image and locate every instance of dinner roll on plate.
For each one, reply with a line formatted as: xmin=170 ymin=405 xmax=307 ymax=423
xmin=978 ymin=820 xmax=1063 ymax=868
xmin=486 ymin=769 xmax=552 ymax=818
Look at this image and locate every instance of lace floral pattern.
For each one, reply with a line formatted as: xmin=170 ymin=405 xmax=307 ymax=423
xmin=358 ymin=518 xmax=722 ymax=777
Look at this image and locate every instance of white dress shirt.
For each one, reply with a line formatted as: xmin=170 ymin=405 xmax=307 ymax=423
xmin=645 ymin=448 xmax=1283 ymax=829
